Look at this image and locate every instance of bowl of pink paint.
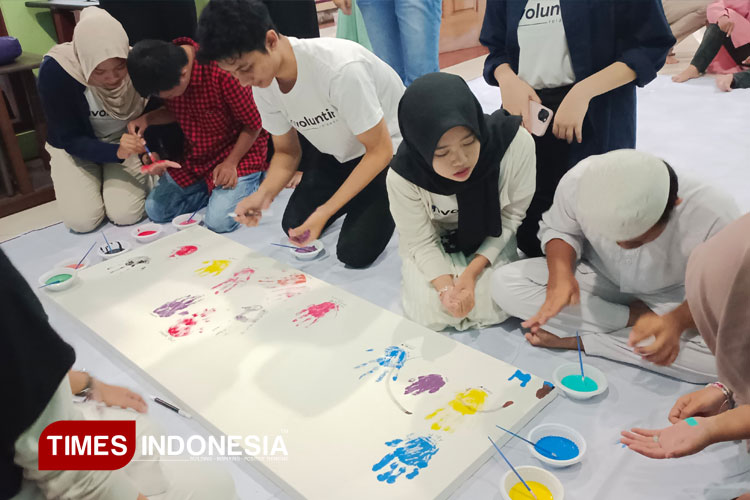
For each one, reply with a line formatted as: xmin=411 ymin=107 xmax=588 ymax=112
xmin=38 ymin=267 xmax=78 ymax=292
xmin=172 ymin=213 xmax=203 ymax=230
xmin=289 ymin=239 xmax=323 ymax=260
xmin=501 ymin=465 xmax=564 ymax=500
xmin=55 ymin=256 xmax=91 ymax=270
xmin=527 ymin=423 xmax=586 ymax=468
xmin=553 ymin=363 xmax=608 ymax=401
xmin=131 ymin=223 xmax=163 ymax=243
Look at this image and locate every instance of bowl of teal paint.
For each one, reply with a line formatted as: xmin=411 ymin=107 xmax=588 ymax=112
xmin=527 ymin=423 xmax=586 ymax=468
xmin=501 ymin=465 xmax=564 ymax=500
xmin=553 ymin=363 xmax=608 ymax=400
xmin=38 ymin=268 xmax=78 ymax=292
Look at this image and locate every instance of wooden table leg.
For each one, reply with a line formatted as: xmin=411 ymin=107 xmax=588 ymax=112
xmin=52 ymin=10 xmax=76 ymax=43
xmin=0 ymin=85 xmax=33 ymax=194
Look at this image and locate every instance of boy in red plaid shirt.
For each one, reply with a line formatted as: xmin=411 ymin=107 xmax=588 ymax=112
xmin=126 ymin=38 xmax=268 ymax=233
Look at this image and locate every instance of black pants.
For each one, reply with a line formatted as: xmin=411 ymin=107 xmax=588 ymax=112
xmin=281 ymin=154 xmax=395 ymax=269
xmin=516 ymin=86 xmax=573 ymax=258
xmin=262 ymin=0 xmax=320 ymax=39
xmin=691 ymin=23 xmax=750 ymax=73
xmin=98 ymin=0 xmax=197 ymax=43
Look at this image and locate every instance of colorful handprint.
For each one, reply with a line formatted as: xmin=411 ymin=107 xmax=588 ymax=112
xmin=425 ymin=387 xmax=488 ymax=432
xmin=355 ymin=345 xmax=409 ymax=382
xmin=372 ymin=435 xmax=439 ymax=484
xmin=292 ymin=300 xmax=340 ymax=327
xmin=211 ymin=267 xmax=255 ymax=294
xmin=194 ymin=259 xmax=231 ymax=277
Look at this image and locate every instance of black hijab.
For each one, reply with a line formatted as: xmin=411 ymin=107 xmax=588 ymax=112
xmin=0 ymin=250 xmax=76 ymax=498
xmin=391 ymin=72 xmax=521 ymax=256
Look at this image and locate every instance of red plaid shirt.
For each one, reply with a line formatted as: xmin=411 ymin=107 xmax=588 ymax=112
xmin=164 ymin=38 xmax=268 ymax=191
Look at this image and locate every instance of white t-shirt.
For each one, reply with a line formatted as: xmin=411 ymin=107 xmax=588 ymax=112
xmin=517 ymin=0 xmax=576 ymax=89
xmin=430 ymin=194 xmax=459 ymax=224
xmin=253 ymin=37 xmax=405 ymax=163
xmin=84 ymin=88 xmax=127 ymax=140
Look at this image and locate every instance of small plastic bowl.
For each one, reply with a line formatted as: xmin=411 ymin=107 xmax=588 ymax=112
xmin=172 ymin=213 xmax=203 ymax=230
xmin=96 ymin=240 xmax=131 ymax=260
xmin=527 ymin=423 xmax=586 ymax=468
xmin=289 ymin=239 xmax=323 ymax=260
xmin=55 ymin=256 xmax=91 ymax=270
xmin=38 ymin=268 xmax=78 ymax=292
xmin=501 ymin=465 xmax=564 ymax=500
xmin=553 ymin=363 xmax=608 ymax=400
xmin=131 ymin=223 xmax=163 ymax=243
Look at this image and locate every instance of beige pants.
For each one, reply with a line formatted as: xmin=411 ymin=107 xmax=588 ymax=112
xmin=48 ymin=144 xmax=151 ymax=233
xmin=662 ymin=0 xmax=711 ymax=43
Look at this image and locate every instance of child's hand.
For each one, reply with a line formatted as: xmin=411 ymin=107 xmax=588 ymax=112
xmin=447 ymin=273 xmax=476 ymax=318
xmin=213 ymin=160 xmax=239 ymax=189
xmin=117 ymin=133 xmax=146 ymax=160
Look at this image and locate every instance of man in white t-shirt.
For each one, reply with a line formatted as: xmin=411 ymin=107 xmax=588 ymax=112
xmin=196 ymin=0 xmax=405 ymax=268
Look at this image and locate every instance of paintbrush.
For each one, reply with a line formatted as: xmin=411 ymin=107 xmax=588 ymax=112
xmin=39 ymin=280 xmax=64 ymax=289
xmin=74 ymin=241 xmax=96 ymax=270
xmin=487 ymin=436 xmax=538 ymax=500
xmin=495 ymin=425 xmax=558 ymax=458
xmin=143 ymin=143 xmax=156 ymax=164
xmin=101 ymin=230 xmax=113 ymax=253
xmin=576 ymin=331 xmax=585 ymax=382
xmin=186 ymin=208 xmax=200 ymax=224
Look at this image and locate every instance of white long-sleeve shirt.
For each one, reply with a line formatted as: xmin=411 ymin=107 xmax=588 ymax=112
xmin=539 ymin=161 xmax=741 ymax=295
xmin=387 ymin=127 xmax=537 ymax=281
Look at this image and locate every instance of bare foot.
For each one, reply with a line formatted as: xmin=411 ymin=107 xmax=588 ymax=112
xmin=673 ymin=65 xmax=701 ymax=83
xmin=627 ymin=300 xmax=654 ymax=327
xmin=666 ymin=54 xmax=679 ymax=65
xmin=525 ymin=329 xmax=580 ymax=350
xmin=716 ymin=74 xmax=734 ymax=92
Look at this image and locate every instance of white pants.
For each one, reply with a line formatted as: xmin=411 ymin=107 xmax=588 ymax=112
xmin=491 ymin=258 xmax=717 ymax=383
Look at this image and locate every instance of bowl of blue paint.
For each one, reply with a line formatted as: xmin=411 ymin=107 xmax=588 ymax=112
xmin=38 ymin=268 xmax=78 ymax=292
xmin=553 ymin=363 xmax=608 ymax=400
xmin=527 ymin=423 xmax=586 ymax=468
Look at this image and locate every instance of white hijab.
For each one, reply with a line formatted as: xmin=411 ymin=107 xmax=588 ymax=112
xmin=45 ymin=7 xmax=146 ymax=121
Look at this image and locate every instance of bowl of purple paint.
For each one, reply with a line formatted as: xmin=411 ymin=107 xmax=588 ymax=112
xmin=527 ymin=423 xmax=586 ymax=468
xmin=289 ymin=239 xmax=323 ymax=260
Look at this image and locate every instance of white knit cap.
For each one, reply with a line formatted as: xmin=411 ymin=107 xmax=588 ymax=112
xmin=576 ymin=149 xmax=671 ymax=241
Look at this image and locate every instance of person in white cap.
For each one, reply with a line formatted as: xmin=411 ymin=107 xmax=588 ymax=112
xmin=491 ymin=149 xmax=740 ymax=382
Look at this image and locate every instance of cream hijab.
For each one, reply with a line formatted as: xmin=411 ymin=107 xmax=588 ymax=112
xmin=685 ymin=213 xmax=750 ymax=406
xmin=45 ymin=7 xmax=146 ymax=121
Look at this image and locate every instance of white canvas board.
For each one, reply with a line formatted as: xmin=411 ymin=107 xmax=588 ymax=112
xmin=49 ymin=227 xmax=558 ymax=500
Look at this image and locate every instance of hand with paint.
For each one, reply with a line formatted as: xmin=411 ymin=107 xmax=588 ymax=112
xmin=668 ymin=387 xmax=730 ymax=424
xmin=288 ymin=209 xmax=328 ymax=246
xmin=89 ymin=378 xmax=148 ymax=413
xmin=629 ymin=304 xmax=690 ymax=366
xmin=234 ymin=190 xmax=273 ymax=227
xmin=523 ymin=272 xmax=579 ymax=334
xmin=620 ymin=417 xmax=713 ymax=459
xmin=213 ymin=159 xmax=239 ymax=189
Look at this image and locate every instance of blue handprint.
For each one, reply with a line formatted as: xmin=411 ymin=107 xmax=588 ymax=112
xmin=355 ymin=345 xmax=408 ymax=382
xmin=372 ymin=435 xmax=439 ymax=484
xmin=508 ymin=369 xmax=531 ymax=388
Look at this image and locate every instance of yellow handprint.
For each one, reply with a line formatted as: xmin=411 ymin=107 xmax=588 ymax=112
xmin=194 ymin=259 xmax=231 ymax=277
xmin=425 ymin=388 xmax=488 ymax=432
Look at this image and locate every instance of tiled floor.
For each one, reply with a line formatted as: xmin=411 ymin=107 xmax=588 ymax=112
xmin=0 ymin=30 xmax=705 ymax=243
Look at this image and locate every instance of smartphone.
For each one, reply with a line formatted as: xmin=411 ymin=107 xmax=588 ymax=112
xmin=528 ymin=101 xmax=554 ymax=137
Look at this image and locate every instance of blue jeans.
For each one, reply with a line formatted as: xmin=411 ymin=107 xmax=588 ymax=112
xmin=145 ymin=171 xmax=264 ymax=233
xmin=356 ymin=0 xmax=442 ymax=86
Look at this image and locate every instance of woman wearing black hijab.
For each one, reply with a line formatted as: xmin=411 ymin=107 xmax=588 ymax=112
xmin=387 ymin=73 xmax=536 ymax=331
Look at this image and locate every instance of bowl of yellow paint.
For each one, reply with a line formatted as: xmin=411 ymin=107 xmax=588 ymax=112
xmin=527 ymin=423 xmax=586 ymax=468
xmin=38 ymin=268 xmax=78 ymax=292
xmin=553 ymin=363 xmax=608 ymax=400
xmin=501 ymin=465 xmax=564 ymax=500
